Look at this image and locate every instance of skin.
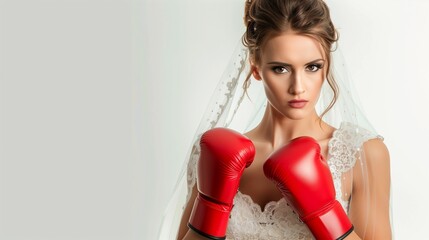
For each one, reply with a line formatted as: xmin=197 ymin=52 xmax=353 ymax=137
xmin=178 ymin=31 xmax=391 ymax=240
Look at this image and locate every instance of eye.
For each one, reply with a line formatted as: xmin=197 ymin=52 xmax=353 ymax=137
xmin=272 ymin=66 xmax=289 ymax=74
xmin=307 ymin=64 xmax=323 ymax=72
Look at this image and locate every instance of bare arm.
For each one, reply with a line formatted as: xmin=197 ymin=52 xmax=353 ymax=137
xmin=348 ymin=138 xmax=392 ymax=240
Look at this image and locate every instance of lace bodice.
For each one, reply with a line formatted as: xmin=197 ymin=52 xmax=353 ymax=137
xmin=186 ymin=122 xmax=381 ymax=239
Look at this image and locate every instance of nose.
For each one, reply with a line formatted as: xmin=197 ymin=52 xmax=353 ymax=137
xmin=288 ymin=71 xmax=306 ymax=95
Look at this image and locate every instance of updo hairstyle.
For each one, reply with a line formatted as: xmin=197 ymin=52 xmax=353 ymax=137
xmin=242 ymin=0 xmax=340 ymax=117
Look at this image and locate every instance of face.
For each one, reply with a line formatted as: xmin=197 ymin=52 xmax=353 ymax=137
xmin=252 ymin=31 xmax=327 ymax=120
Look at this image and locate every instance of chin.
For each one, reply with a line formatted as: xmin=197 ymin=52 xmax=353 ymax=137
xmin=270 ymin=103 xmax=314 ymax=120
xmin=280 ymin=110 xmax=310 ymax=120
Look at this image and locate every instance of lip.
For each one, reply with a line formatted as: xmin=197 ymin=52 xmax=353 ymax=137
xmin=288 ymin=99 xmax=308 ymax=108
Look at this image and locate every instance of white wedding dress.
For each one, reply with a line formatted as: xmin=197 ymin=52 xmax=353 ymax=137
xmin=186 ymin=122 xmax=382 ymax=240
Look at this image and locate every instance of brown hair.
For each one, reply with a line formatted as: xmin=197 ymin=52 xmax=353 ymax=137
xmin=242 ymin=0 xmax=339 ymax=119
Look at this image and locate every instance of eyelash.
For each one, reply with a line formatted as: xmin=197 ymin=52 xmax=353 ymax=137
xmin=272 ymin=64 xmax=323 ymax=74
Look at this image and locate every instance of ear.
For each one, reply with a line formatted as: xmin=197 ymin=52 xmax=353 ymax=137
xmin=251 ymin=63 xmax=262 ymax=81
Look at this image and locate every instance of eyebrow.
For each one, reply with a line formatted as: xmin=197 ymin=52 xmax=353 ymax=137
xmin=267 ymin=59 xmax=325 ymax=66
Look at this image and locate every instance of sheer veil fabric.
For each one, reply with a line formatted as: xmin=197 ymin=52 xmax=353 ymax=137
xmin=157 ymin=34 xmax=392 ymax=239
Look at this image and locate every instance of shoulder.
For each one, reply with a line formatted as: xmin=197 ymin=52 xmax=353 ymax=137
xmin=363 ymin=138 xmax=390 ymax=160
xmin=357 ymin=131 xmax=391 ymax=196
xmin=363 ymin=138 xmax=391 ymax=173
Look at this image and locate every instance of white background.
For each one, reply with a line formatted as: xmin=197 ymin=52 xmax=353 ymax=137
xmin=1 ymin=0 xmax=428 ymax=239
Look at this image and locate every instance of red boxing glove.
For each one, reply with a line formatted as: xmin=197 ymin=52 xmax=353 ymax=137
xmin=188 ymin=128 xmax=255 ymax=239
xmin=263 ymin=136 xmax=353 ymax=240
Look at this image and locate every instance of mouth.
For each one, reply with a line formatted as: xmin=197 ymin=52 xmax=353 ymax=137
xmin=288 ymin=100 xmax=308 ymax=108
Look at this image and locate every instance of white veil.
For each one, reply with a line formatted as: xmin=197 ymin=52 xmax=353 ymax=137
xmin=157 ymin=33 xmax=391 ymax=239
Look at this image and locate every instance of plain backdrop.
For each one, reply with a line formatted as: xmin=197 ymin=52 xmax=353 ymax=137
xmin=1 ymin=0 xmax=429 ymax=239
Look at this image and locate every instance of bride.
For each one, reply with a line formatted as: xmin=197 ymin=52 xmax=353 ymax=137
xmin=162 ymin=0 xmax=392 ymax=239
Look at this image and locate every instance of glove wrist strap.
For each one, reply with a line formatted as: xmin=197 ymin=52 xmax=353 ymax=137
xmin=188 ymin=194 xmax=231 ymax=240
xmin=304 ymin=200 xmax=353 ymax=240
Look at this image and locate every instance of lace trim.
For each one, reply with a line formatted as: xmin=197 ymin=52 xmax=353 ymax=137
xmin=227 ymin=192 xmax=311 ymax=240
xmin=328 ymin=122 xmax=380 ymax=180
xmin=186 ymin=142 xmax=200 ymax=203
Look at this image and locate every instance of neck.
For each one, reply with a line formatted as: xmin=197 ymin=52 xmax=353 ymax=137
xmin=253 ymin=103 xmax=330 ymax=149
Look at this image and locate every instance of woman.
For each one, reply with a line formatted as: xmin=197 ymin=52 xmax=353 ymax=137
xmin=170 ymin=0 xmax=392 ymax=239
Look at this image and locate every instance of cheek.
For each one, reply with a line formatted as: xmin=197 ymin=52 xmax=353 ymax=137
xmin=307 ymin=71 xmax=324 ymax=84
xmin=307 ymin=77 xmax=324 ymax=100
xmin=261 ymin=74 xmax=288 ymax=97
